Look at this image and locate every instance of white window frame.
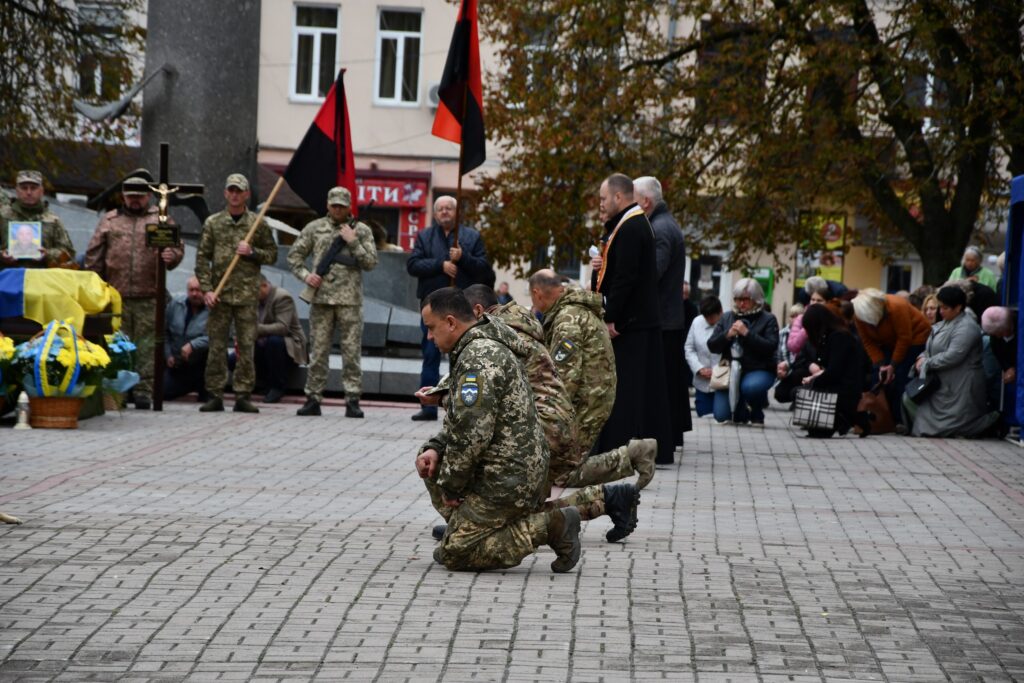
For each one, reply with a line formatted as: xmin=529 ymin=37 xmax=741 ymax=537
xmin=289 ymin=3 xmax=341 ymax=103
xmin=373 ymin=8 xmax=422 ymax=107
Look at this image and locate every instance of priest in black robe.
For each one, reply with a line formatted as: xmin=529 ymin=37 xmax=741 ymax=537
xmin=590 ymin=173 xmax=674 ymax=464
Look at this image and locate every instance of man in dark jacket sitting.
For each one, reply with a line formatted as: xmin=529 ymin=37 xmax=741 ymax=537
xmin=406 ymin=195 xmax=491 ymax=421
xmin=164 ymin=277 xmax=210 ymax=401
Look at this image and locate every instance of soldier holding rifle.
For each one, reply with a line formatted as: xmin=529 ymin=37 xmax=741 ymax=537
xmin=194 ymin=173 xmax=277 ymax=414
xmin=287 ymin=186 xmax=377 ymax=418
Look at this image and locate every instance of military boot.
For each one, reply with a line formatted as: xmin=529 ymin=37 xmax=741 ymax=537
xmin=345 ymin=398 xmax=364 ymax=418
xmin=604 ymin=483 xmax=640 ymax=543
xmin=546 ymin=507 xmax=582 ymax=573
xmin=233 ymin=396 xmax=259 ymax=413
xmin=297 ymin=399 xmax=321 ymax=416
xmin=199 ymin=396 xmax=224 ymax=412
xmin=628 ymin=438 xmax=658 ymax=489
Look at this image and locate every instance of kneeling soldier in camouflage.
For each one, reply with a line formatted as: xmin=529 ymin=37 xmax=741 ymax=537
xmin=461 ymin=284 xmax=655 ymax=542
xmin=414 ymin=288 xmax=582 ymax=572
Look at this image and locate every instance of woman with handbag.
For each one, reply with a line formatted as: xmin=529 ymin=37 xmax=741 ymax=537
xmin=799 ymin=304 xmax=870 ymax=437
xmin=905 ymin=286 xmax=1001 ymax=438
xmin=707 ymin=278 xmax=779 ymax=425
xmin=684 ymin=295 xmax=723 ymax=417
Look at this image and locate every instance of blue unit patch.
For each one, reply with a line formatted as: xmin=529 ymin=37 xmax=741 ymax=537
xmin=460 ymin=372 xmax=480 ymax=406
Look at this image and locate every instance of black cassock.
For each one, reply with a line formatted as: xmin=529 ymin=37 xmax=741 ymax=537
xmin=592 ymin=204 xmax=674 ymax=464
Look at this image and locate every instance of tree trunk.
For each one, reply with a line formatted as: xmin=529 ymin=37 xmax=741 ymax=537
xmin=915 ymin=236 xmax=965 ymax=287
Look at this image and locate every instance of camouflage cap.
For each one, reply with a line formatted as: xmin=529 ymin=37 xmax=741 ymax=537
xmin=327 ymin=186 xmax=351 ymax=207
xmin=122 ymin=177 xmax=150 ymax=195
xmin=16 ymin=170 xmax=43 ymax=185
xmin=225 ymin=173 xmax=249 ymax=191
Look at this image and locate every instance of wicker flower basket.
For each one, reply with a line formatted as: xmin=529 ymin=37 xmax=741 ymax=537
xmin=29 ymin=396 xmax=84 ymax=429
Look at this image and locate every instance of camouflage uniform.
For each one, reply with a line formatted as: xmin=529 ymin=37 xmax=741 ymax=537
xmin=420 ymin=317 xmax=552 ymax=571
xmin=287 ymin=214 xmax=377 ymax=401
xmin=85 ymin=205 xmax=184 ymax=402
xmin=490 ymin=303 xmax=633 ymax=519
xmin=542 ymin=285 xmax=616 ymax=450
xmin=194 ymin=209 xmax=277 ymax=399
xmin=0 ymin=199 xmax=75 ymax=267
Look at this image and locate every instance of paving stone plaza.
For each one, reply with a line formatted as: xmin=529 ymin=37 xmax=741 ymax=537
xmin=1 ymin=399 xmax=1023 ymax=682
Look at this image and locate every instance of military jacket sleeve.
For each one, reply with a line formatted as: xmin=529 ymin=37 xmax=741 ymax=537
xmin=194 ymin=218 xmax=216 ymax=292
xmin=349 ymin=222 xmax=378 ymax=271
xmin=249 ymin=220 xmax=277 ymax=266
xmin=43 ymin=215 xmax=75 ymax=263
xmin=287 ymin=221 xmax=317 ymax=282
xmin=548 ymin=316 xmax=585 ymax=404
xmin=83 ymin=215 xmax=111 ymax=278
xmin=433 ymin=358 xmax=499 ymax=499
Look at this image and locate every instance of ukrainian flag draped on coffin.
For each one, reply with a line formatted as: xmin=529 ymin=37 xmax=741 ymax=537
xmin=0 ymin=268 xmax=122 ymax=330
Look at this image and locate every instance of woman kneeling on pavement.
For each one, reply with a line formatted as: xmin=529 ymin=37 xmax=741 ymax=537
xmin=799 ymin=304 xmax=870 ymax=438
xmin=903 ymin=285 xmax=1002 ymax=438
xmin=707 ymin=278 xmax=779 ymax=425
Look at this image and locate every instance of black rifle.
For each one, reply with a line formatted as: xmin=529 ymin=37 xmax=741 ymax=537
xmin=300 ymin=203 xmax=371 ymax=303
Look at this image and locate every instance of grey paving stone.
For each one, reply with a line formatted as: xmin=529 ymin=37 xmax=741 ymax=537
xmin=1 ymin=401 xmax=1022 ymax=681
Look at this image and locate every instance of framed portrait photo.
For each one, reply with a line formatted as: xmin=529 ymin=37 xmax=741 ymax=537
xmin=8 ymin=221 xmax=43 ymax=260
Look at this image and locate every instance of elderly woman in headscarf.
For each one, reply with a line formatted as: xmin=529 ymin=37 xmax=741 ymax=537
xmin=906 ymin=286 xmax=1001 ymax=437
xmin=851 ymin=288 xmax=931 ymax=427
xmin=707 ymin=278 xmax=779 ymax=425
xmin=948 ymin=246 xmax=998 ymax=290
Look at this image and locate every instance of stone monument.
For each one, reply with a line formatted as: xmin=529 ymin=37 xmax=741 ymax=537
xmin=140 ymin=0 xmax=261 ymax=236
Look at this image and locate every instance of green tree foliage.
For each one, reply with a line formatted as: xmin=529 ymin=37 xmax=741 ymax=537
xmin=476 ymin=0 xmax=1024 ymax=284
xmin=0 ymin=1 xmax=145 ymax=186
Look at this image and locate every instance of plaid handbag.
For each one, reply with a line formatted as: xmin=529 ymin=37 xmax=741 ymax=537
xmin=792 ymin=388 xmax=839 ymax=431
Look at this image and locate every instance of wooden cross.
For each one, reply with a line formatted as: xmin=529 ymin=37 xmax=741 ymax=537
xmin=149 ymin=142 xmax=204 ymax=411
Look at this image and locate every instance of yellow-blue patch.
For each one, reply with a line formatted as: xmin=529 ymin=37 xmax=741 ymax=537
xmin=460 ymin=372 xmax=480 ymax=406
xmin=553 ymin=339 xmax=576 ymax=363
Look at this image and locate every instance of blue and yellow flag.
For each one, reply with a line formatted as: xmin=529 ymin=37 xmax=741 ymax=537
xmin=0 ymin=268 xmax=121 ymax=330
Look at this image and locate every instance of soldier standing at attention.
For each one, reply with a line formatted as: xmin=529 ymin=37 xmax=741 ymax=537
xmin=415 ymin=287 xmax=583 ymax=573
xmin=288 ymin=186 xmax=378 ymax=417
xmin=194 ymin=173 xmax=277 ymax=414
xmin=0 ymin=170 xmax=75 ymax=269
xmin=85 ymin=176 xmax=184 ymax=409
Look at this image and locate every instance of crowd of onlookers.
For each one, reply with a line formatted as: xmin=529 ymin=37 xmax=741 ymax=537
xmin=684 ymin=246 xmax=1015 ymax=439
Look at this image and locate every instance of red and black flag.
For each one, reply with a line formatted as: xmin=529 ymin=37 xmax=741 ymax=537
xmin=284 ymin=69 xmax=358 ymax=217
xmin=431 ymin=0 xmax=485 ymax=175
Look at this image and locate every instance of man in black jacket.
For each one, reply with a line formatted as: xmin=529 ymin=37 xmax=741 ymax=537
xmin=590 ymin=173 xmax=673 ymax=464
xmin=406 ymin=195 xmax=491 ymax=420
xmin=635 ymin=176 xmax=691 ymax=451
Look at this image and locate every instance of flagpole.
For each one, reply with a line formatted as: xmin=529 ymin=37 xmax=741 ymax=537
xmin=450 ymin=81 xmax=469 ymax=286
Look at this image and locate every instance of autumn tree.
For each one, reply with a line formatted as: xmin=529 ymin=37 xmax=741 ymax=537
xmin=0 ymin=0 xmax=145 ymax=186
xmin=476 ymin=0 xmax=1024 ymax=285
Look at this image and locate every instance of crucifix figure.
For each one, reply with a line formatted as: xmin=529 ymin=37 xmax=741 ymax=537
xmin=149 ymin=142 xmax=204 ymax=411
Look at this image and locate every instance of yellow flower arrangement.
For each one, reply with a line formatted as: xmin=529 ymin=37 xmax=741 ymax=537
xmin=12 ymin=320 xmax=112 ymax=397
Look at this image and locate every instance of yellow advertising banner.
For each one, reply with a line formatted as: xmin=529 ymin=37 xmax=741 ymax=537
xmin=795 ymin=212 xmax=847 ymax=287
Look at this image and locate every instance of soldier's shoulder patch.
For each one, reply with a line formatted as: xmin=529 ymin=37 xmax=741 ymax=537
xmin=553 ymin=338 xmax=576 ymax=363
xmin=459 ymin=372 xmax=481 ymax=407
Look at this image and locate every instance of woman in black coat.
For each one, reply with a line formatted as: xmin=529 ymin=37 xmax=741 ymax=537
xmin=800 ymin=304 xmax=870 ymax=437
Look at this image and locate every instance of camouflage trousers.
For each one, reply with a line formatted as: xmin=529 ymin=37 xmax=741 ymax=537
xmin=546 ymin=485 xmax=606 ymax=520
xmin=205 ymin=302 xmax=257 ymax=399
xmin=424 ymin=479 xmax=547 ymax=571
xmin=306 ymin=303 xmax=362 ymax=402
xmin=552 ymin=444 xmax=633 ymax=489
xmin=576 ymin=413 xmax=610 ymax=458
xmin=120 ymin=297 xmax=156 ymax=401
